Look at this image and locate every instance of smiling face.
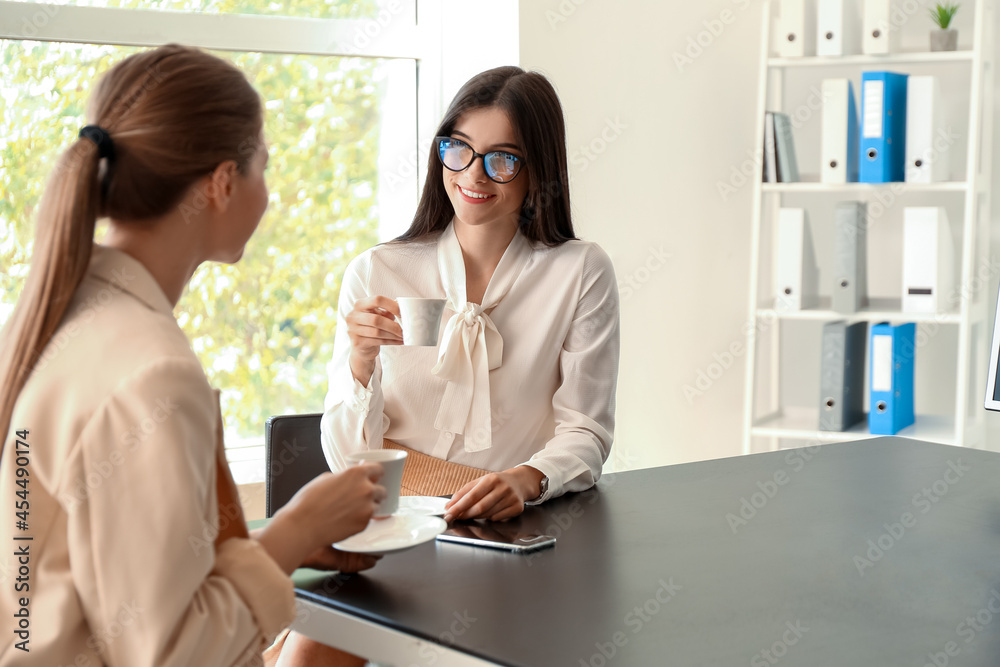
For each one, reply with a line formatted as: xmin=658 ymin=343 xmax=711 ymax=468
xmin=442 ymin=106 xmax=529 ymax=236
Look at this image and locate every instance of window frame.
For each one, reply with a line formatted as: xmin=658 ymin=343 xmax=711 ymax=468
xmin=0 ymin=0 xmax=444 ymax=199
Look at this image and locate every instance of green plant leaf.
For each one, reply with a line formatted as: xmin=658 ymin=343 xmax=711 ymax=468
xmin=929 ymin=2 xmax=960 ymax=30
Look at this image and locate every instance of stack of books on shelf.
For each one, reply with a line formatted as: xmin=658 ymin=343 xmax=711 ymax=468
xmin=763 ymin=112 xmax=800 ymax=183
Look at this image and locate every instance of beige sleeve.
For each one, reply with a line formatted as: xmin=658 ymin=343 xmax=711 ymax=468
xmin=60 ymin=358 xmax=295 ymax=667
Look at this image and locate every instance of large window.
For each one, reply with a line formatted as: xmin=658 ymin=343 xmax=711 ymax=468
xmin=32 ymin=0 xmax=383 ymax=19
xmin=0 ymin=0 xmax=518 ymax=484
xmin=0 ymin=0 xmax=425 ymax=483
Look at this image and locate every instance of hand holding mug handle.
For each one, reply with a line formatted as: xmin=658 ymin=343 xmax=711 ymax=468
xmin=345 ymin=296 xmax=403 ymax=385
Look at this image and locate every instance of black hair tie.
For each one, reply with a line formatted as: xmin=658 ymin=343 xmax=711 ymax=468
xmin=79 ymin=125 xmax=115 ymax=160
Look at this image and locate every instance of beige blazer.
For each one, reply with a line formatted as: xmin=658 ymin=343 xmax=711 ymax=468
xmin=0 ymin=246 xmax=294 ymax=666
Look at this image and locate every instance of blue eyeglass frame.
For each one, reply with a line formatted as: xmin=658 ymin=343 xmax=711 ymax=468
xmin=435 ymin=136 xmax=524 ymax=184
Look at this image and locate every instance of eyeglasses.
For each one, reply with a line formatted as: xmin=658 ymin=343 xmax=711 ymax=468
xmin=436 ymin=136 xmax=523 ymax=184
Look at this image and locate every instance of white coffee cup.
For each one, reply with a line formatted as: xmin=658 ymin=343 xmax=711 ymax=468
xmin=345 ymin=449 xmax=407 ymax=516
xmin=397 ymin=297 xmax=446 ymax=346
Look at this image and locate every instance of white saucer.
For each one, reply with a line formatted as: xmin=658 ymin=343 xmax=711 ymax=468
xmin=334 ymin=514 xmax=447 ymax=556
xmin=396 ymin=496 xmax=450 ymax=517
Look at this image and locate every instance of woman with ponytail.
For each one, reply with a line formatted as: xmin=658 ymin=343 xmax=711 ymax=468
xmin=0 ymin=45 xmax=385 ymax=667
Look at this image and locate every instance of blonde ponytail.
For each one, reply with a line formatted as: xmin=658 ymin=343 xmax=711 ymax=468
xmin=0 ymin=138 xmax=102 ymax=453
xmin=1 ymin=44 xmax=262 ymax=458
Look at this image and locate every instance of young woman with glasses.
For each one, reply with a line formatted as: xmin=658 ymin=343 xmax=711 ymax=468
xmin=275 ymin=64 xmax=621 ymax=667
xmin=323 ymin=65 xmax=620 ymax=526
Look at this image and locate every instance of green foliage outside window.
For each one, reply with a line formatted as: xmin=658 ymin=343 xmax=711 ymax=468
xmin=0 ymin=0 xmax=397 ymax=443
xmin=37 ymin=0 xmax=379 ymax=20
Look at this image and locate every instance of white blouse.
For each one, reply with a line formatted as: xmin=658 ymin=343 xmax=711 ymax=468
xmin=320 ymin=223 xmax=620 ymax=502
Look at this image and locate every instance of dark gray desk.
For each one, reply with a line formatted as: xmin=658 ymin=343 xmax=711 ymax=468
xmin=292 ymin=438 xmax=1000 ymax=666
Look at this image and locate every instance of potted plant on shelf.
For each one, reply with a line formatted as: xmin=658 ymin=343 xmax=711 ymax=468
xmin=929 ymin=2 xmax=960 ymax=51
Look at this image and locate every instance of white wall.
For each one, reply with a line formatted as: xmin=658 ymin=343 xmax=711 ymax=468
xmin=519 ymin=0 xmax=1000 ymax=470
xmin=519 ymin=0 xmax=764 ymax=469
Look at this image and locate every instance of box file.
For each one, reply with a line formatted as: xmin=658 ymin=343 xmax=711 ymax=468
xmin=821 ymin=79 xmax=859 ymax=184
xmin=869 ymin=322 xmax=916 ymax=435
xmin=862 ymin=0 xmax=898 ymax=55
xmin=832 ymin=202 xmax=868 ymax=313
xmin=860 ymin=71 xmax=908 ymax=183
xmin=775 ymin=208 xmax=818 ymax=311
xmin=778 ymin=0 xmax=816 ymax=57
xmin=905 ymin=76 xmax=949 ymax=183
xmin=819 ymin=320 xmax=868 ymax=431
xmin=902 ymin=207 xmax=955 ymax=314
xmin=817 ymin=0 xmax=861 ymax=57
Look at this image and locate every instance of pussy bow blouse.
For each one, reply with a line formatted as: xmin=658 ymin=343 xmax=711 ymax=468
xmin=0 ymin=246 xmax=294 ymax=667
xmin=321 ymin=222 xmax=621 ymax=503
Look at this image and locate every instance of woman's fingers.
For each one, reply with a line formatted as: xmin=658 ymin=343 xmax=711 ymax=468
xmin=445 ymin=475 xmax=520 ymax=522
xmin=444 ymin=478 xmax=490 ymax=522
xmin=358 ymin=324 xmax=403 ymax=343
xmin=347 ymin=307 xmax=404 ymax=347
xmin=349 ymin=325 xmax=403 ymax=345
xmin=473 ymin=493 xmax=515 ymax=521
xmin=296 ymin=545 xmax=383 ymax=572
xmin=348 ymin=312 xmax=402 ymax=336
xmin=330 ymin=549 xmax=382 ymax=573
xmin=444 ymin=479 xmax=476 ymax=510
xmin=484 ymin=501 xmax=523 ymax=522
xmin=353 ymin=295 xmax=401 ymax=319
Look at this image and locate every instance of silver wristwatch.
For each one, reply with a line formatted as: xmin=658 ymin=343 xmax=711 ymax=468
xmin=536 ymin=475 xmax=549 ymax=500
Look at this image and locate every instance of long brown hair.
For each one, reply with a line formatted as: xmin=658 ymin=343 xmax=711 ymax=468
xmin=397 ymin=66 xmax=576 ymax=246
xmin=0 ymin=44 xmax=262 ymax=451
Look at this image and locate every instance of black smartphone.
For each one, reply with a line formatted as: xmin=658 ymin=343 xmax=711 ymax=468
xmin=436 ymin=522 xmax=556 ymax=553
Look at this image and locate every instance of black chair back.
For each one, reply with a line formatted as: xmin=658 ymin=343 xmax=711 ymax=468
xmin=264 ymin=413 xmax=329 ymax=518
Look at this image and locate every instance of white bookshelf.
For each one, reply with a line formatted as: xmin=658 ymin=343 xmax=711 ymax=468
xmin=743 ymin=0 xmax=995 ymax=454
xmin=769 ymin=50 xmax=975 ymax=68
xmin=757 ymin=296 xmax=962 ymax=324
xmin=752 ymin=408 xmax=958 ymax=445
xmin=761 ymin=181 xmax=969 ymax=193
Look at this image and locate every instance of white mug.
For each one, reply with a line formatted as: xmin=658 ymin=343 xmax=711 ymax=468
xmin=345 ymin=449 xmax=407 ymax=516
xmin=396 ymin=297 xmax=446 ymax=346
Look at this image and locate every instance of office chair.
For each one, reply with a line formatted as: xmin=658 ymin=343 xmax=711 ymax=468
xmin=264 ymin=413 xmax=328 ymax=518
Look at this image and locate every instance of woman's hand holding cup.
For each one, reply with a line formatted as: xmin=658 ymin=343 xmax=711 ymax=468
xmin=346 ymin=296 xmax=403 ymax=385
xmin=345 ymin=450 xmax=408 ymax=517
xmin=257 ymin=463 xmax=386 ymax=575
xmin=291 ymin=464 xmax=386 ymax=544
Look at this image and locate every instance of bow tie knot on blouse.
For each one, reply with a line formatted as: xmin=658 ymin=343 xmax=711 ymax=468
xmin=429 ymin=223 xmax=532 ymax=453
xmin=462 ymin=304 xmax=482 ymax=326
xmin=431 ymin=302 xmax=503 ymax=452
